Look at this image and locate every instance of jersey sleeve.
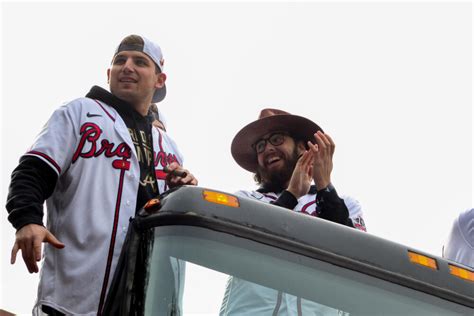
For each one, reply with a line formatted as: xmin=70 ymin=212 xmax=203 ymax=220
xmin=341 ymin=195 xmax=366 ymax=232
xmin=444 ymin=209 xmax=474 ymax=267
xmin=24 ymin=101 xmax=81 ymax=176
xmin=6 ymin=156 xmax=58 ymax=229
xmin=6 ymin=100 xmax=82 ymax=229
xmin=234 ymin=190 xmax=254 ymax=199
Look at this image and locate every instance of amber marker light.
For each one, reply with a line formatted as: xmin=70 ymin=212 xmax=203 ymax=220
xmin=408 ymin=251 xmax=438 ymax=270
xmin=448 ymin=264 xmax=474 ymax=282
xmin=202 ymin=190 xmax=240 ymax=208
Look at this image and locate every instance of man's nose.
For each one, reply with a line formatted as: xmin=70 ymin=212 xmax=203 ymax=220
xmin=263 ymin=142 xmax=277 ymax=153
xmin=122 ymin=59 xmax=134 ymax=72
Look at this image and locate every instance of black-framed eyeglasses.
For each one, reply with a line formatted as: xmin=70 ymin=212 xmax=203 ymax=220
xmin=253 ymin=132 xmax=288 ymax=154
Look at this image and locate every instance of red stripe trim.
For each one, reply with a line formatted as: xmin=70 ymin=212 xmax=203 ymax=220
xmin=156 ymin=129 xmax=169 ymax=191
xmin=155 ymin=169 xmax=167 ymax=180
xmin=97 ymin=164 xmax=127 ymax=314
xmin=27 ymin=151 xmax=61 ymax=174
xmin=157 ymin=128 xmax=164 ymax=152
xmin=301 ymin=200 xmax=316 ymax=213
xmin=355 ymin=223 xmax=367 ymax=232
xmin=94 ymin=100 xmax=115 ymax=122
xmin=262 ymin=193 xmax=277 ymax=200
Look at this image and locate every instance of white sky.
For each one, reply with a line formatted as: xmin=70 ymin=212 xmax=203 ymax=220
xmin=1 ymin=1 xmax=472 ymax=314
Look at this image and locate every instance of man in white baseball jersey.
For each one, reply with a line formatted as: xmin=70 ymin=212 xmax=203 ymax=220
xmin=6 ymin=34 xmax=197 ymax=315
xmin=443 ymin=208 xmax=474 ymax=268
xmin=220 ymin=108 xmax=365 ymax=315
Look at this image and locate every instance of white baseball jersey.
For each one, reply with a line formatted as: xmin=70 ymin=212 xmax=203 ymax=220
xmin=27 ymin=97 xmax=183 ymax=315
xmin=444 ymin=208 xmax=474 ymax=268
xmin=220 ymin=189 xmax=365 ymax=316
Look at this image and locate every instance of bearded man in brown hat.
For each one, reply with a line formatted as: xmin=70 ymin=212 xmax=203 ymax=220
xmin=220 ymin=108 xmax=366 ymax=315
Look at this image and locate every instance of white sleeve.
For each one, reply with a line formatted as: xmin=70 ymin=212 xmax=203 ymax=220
xmin=234 ymin=190 xmax=254 ymax=199
xmin=24 ymin=101 xmax=80 ymax=176
xmin=342 ymin=195 xmax=366 ymax=232
xmin=444 ymin=208 xmax=474 ymax=268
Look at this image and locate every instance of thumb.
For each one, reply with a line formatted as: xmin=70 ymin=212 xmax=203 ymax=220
xmin=167 ymin=161 xmax=179 ymax=170
xmin=45 ymin=231 xmax=65 ymax=249
xmin=308 ymin=165 xmax=314 ymax=177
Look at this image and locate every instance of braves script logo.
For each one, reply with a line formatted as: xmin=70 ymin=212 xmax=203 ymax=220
xmin=154 ymin=150 xmax=179 ymax=180
xmin=72 ymin=123 xmax=131 ymax=166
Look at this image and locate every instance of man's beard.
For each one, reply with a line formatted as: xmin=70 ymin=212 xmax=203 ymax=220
xmin=257 ymin=147 xmax=300 ymax=193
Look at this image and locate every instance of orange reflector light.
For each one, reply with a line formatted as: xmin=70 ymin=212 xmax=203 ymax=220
xmin=144 ymin=198 xmax=161 ymax=212
xmin=449 ymin=264 xmax=474 ymax=282
xmin=144 ymin=198 xmax=160 ymax=209
xmin=202 ymin=190 xmax=240 ymax=208
xmin=408 ymin=251 xmax=438 ymax=270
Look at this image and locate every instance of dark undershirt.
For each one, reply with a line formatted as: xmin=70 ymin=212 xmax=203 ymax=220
xmin=87 ymin=86 xmax=158 ymax=213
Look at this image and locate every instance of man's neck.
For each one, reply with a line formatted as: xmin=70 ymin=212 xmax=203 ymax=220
xmin=258 ymin=181 xmax=289 ymax=194
xmin=86 ymin=86 xmax=151 ymax=119
xmin=130 ymin=100 xmax=151 ymax=116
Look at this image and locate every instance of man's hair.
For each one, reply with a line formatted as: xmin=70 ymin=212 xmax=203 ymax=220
xmin=148 ymin=103 xmax=167 ymax=131
xmin=116 ymin=35 xmax=161 ymax=74
xmin=253 ymin=172 xmax=264 ymax=185
xmin=121 ymin=34 xmax=143 ymax=46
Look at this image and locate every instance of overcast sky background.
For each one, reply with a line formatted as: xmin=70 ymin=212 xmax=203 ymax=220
xmin=1 ymin=1 xmax=472 ymax=314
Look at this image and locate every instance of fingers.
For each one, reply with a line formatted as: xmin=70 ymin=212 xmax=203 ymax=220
xmin=288 ymin=150 xmax=314 ymax=198
xmin=314 ymin=131 xmax=335 ymax=155
xmin=324 ymin=132 xmax=336 ymax=155
xmin=34 ymin=237 xmax=43 ymax=262
xmin=174 ymin=172 xmax=197 ymax=185
xmin=10 ymin=242 xmax=19 ymax=264
xmin=165 ymin=165 xmax=198 ymax=187
xmin=298 ymin=150 xmax=314 ymax=172
xmin=185 ymin=174 xmax=198 ymax=186
xmin=12 ymin=224 xmax=65 ymax=273
xmin=45 ymin=231 xmax=65 ymax=249
xmin=307 ymin=140 xmax=318 ymax=153
xmin=21 ymin=238 xmax=38 ymax=273
xmin=165 ymin=161 xmax=180 ymax=171
xmin=309 ymin=131 xmax=334 ymax=190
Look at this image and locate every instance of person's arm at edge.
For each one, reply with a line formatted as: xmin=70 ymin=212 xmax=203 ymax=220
xmin=6 ymin=155 xmax=64 ymax=273
xmin=6 ymin=156 xmax=57 ymax=229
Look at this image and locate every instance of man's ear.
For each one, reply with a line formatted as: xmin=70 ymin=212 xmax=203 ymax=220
xmin=155 ymin=73 xmax=167 ymax=89
xmin=107 ymin=69 xmax=111 ymax=84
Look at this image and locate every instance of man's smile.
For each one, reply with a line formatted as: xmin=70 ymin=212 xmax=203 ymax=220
xmin=119 ymin=77 xmax=137 ymax=83
xmin=265 ymin=153 xmax=284 ymax=167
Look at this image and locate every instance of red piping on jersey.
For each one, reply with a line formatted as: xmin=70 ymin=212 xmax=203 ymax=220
xmin=94 ymin=99 xmax=116 ymax=122
xmin=27 ymin=150 xmax=62 ymax=174
xmin=355 ymin=223 xmax=367 ymax=232
xmin=157 ymin=128 xmax=164 ymax=152
xmin=155 ymin=169 xmax=167 ymax=180
xmin=301 ymin=200 xmax=316 ymax=214
xmin=262 ymin=193 xmax=277 ymax=200
xmin=156 ymin=129 xmax=169 ymax=191
xmin=97 ymin=160 xmax=127 ymax=315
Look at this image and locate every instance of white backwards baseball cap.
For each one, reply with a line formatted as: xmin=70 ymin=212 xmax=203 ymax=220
xmin=114 ymin=35 xmax=166 ymax=103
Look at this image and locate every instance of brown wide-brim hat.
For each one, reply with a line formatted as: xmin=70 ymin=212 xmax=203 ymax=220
xmin=231 ymin=108 xmax=323 ymax=172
